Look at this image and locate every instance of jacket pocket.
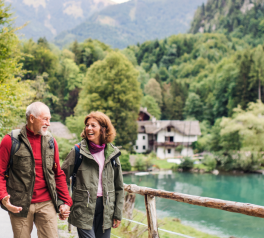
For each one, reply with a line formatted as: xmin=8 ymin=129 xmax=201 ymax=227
xmin=6 ymin=185 xmax=25 ymax=206
xmin=13 ymin=156 xmax=32 ymax=169
xmin=71 ymin=188 xmax=93 ymax=224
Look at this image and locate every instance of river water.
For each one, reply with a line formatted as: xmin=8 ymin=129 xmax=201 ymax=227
xmin=123 ymin=172 xmax=264 ymax=238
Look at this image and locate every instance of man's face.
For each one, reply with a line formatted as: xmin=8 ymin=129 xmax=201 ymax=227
xmin=31 ymin=108 xmax=51 ymax=136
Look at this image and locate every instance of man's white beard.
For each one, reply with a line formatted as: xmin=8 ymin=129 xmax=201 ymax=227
xmin=38 ymin=126 xmax=48 ymax=136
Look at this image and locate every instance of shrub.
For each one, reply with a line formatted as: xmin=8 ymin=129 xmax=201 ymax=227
xmin=178 ymin=157 xmax=194 ymax=171
xmin=216 ymin=151 xmax=263 ymax=172
xmin=55 ymin=137 xmax=77 ymax=161
xmin=202 ymin=155 xmax=217 ymax=172
xmin=119 ymin=153 xmax=132 ymax=171
xmin=135 ymin=155 xmax=147 ymax=171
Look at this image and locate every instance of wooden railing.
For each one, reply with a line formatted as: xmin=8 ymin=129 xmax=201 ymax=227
xmin=124 ymin=183 xmax=264 ymax=238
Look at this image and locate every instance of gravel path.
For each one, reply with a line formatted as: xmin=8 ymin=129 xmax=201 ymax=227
xmin=0 ymin=208 xmax=79 ymax=238
xmin=0 ymin=208 xmax=38 ymax=238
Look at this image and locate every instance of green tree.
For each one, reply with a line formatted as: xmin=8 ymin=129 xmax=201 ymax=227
xmin=220 ymin=101 xmax=264 ymax=152
xmin=250 ymin=45 xmax=264 ymax=101
xmin=141 ymin=95 xmax=161 ymax=119
xmin=0 ymin=0 xmax=34 ymax=139
xmin=144 ymin=78 xmax=162 ymax=106
xmin=74 ymin=51 xmax=142 ymax=148
xmin=184 ymin=92 xmax=203 ymax=121
xmin=20 ymin=39 xmax=58 ymax=80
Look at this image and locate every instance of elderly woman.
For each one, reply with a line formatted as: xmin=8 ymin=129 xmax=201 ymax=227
xmin=61 ymin=111 xmax=124 ymax=238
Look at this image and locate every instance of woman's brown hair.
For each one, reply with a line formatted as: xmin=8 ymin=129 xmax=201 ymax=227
xmin=81 ymin=111 xmax=116 ymax=144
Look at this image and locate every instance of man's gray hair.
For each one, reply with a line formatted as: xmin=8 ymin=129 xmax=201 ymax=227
xmin=26 ymin=102 xmax=50 ymax=121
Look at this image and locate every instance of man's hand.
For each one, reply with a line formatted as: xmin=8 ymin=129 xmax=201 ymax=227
xmin=112 ymin=219 xmax=121 ymax=228
xmin=1 ymin=195 xmax=22 ymax=213
xmin=59 ymin=204 xmax=70 ymax=220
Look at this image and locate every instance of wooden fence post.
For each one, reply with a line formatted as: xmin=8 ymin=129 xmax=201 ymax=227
xmin=123 ymin=193 xmax=136 ymax=219
xmin=145 ymin=195 xmax=159 ymax=238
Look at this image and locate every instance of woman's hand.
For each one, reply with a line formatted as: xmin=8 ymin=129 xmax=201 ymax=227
xmin=112 ymin=219 xmax=121 ymax=228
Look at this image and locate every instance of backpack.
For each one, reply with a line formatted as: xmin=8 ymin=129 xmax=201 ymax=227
xmin=4 ymin=129 xmax=21 ymax=180
xmin=71 ymin=143 xmax=120 ymax=189
xmin=4 ymin=129 xmax=55 ymax=180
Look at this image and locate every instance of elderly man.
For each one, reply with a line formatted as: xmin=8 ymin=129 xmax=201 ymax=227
xmin=0 ymin=102 xmax=72 ymax=238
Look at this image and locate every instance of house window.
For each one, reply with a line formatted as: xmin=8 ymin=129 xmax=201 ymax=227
xmin=143 ymin=145 xmax=146 ymax=150
xmin=165 ymin=136 xmax=174 ymax=142
xmin=168 ymin=149 xmax=171 ymax=154
xmin=143 ymin=136 xmax=145 ymax=140
xmin=136 ymin=146 xmax=138 ymax=150
xmin=167 ymin=127 xmax=171 ymax=132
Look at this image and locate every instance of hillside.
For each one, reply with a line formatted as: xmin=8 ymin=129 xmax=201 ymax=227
xmin=54 ymin=0 xmax=206 ymax=49
xmin=8 ymin=0 xmax=115 ymax=41
xmin=189 ymin=0 xmax=264 ymax=46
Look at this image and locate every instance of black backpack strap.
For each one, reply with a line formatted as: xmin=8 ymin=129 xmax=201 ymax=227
xmin=111 ymin=151 xmax=121 ymax=168
xmin=72 ymin=142 xmax=82 ymax=189
xmin=5 ymin=129 xmax=21 ymax=179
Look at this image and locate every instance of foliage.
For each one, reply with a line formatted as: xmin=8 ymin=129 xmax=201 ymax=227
xmin=220 ymin=101 xmax=264 ymax=152
xmin=66 ymin=115 xmax=85 ymax=141
xmin=178 ymin=157 xmax=194 ymax=171
xmin=55 ymin=137 xmax=77 ymax=161
xmin=119 ymin=150 xmax=132 ymax=171
xmin=144 ymin=78 xmax=162 ymax=106
xmin=134 ymin=154 xmax=147 ymax=171
xmin=0 ymin=0 xmax=34 ymax=139
xmin=190 ymin=0 xmax=264 ymax=47
xmin=141 ymin=95 xmax=161 ymax=119
xmin=216 ymin=151 xmax=263 ymax=172
xmin=202 ymin=155 xmax=217 ymax=172
xmin=74 ymin=51 xmax=142 ymax=149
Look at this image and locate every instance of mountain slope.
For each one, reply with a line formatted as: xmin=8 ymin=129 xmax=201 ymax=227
xmin=189 ymin=0 xmax=264 ymax=45
xmin=54 ymin=0 xmax=206 ymax=48
xmin=8 ymin=0 xmax=115 ymax=41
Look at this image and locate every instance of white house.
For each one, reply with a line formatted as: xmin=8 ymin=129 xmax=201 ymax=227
xmin=134 ymin=110 xmax=201 ymax=159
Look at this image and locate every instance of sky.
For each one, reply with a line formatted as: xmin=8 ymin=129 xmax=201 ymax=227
xmin=112 ymin=0 xmax=130 ymax=3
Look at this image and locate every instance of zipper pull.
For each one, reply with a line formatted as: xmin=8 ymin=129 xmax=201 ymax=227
xmin=87 ymin=191 xmax=90 ymax=207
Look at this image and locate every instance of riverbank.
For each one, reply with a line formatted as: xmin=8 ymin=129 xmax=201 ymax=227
xmin=57 ymin=209 xmax=219 ymax=238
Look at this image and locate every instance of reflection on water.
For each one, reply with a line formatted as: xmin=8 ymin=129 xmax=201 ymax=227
xmin=123 ymin=172 xmax=264 ymax=238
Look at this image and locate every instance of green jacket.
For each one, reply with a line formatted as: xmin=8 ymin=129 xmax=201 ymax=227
xmin=61 ymin=139 xmax=124 ymax=231
xmin=1 ymin=125 xmax=61 ymax=217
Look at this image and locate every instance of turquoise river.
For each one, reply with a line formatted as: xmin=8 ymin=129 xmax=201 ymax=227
xmin=123 ymin=172 xmax=264 ymax=238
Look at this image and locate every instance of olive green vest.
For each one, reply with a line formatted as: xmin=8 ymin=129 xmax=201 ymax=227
xmin=1 ymin=125 xmax=58 ymax=217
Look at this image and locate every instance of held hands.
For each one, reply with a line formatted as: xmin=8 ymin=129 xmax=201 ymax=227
xmin=1 ymin=195 xmax=22 ymax=213
xmin=59 ymin=204 xmax=71 ymax=220
xmin=112 ymin=219 xmax=121 ymax=228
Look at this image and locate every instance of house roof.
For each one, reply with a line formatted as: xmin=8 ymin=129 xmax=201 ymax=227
xmin=137 ymin=120 xmax=201 ymax=136
xmin=49 ymin=122 xmax=76 ymax=139
xmin=138 ymin=107 xmax=153 ymax=121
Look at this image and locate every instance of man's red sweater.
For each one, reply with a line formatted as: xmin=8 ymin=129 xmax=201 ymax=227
xmin=0 ymin=127 xmax=72 ymax=206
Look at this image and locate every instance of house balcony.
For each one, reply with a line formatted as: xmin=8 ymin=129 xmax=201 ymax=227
xmin=154 ymin=142 xmax=192 ymax=147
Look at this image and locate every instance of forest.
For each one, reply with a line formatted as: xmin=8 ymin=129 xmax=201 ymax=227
xmin=2 ymin=0 xmax=264 ymax=171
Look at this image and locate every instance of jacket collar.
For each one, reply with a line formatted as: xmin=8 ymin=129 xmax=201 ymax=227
xmin=80 ymin=139 xmax=120 ymax=163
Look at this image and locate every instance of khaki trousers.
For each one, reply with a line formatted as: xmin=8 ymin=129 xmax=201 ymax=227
xmin=9 ymin=200 xmax=58 ymax=238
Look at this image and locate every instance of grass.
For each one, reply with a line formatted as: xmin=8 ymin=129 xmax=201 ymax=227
xmin=111 ymin=209 xmax=219 ymax=238
xmin=151 ymin=158 xmax=175 ymax=170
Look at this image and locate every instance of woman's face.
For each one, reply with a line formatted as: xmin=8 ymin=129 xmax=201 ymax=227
xmin=85 ymin=118 xmax=101 ymax=145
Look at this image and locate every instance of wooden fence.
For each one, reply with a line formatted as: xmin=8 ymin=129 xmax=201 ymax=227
xmin=124 ymin=183 xmax=264 ymax=238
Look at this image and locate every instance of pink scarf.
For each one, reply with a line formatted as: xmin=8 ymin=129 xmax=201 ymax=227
xmin=88 ymin=141 xmax=105 ymax=154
